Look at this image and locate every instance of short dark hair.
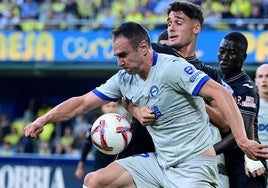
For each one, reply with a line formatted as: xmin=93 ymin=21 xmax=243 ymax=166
xmin=167 ymin=1 xmax=204 ymax=27
xmin=111 ymin=21 xmax=151 ymax=49
xmin=224 ymin=32 xmax=248 ymax=53
xmin=158 ymin=29 xmax=168 ymax=43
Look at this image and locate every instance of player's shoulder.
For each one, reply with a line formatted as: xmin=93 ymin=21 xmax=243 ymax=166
xmin=238 ymin=72 xmax=257 ymax=90
xmin=200 ymin=63 xmax=218 ymax=73
xmin=116 ymin=69 xmax=143 ymax=86
xmin=152 ymin=43 xmax=181 ymax=57
xmin=157 ymin=53 xmax=189 ymax=68
xmin=199 ymin=63 xmax=222 ymax=84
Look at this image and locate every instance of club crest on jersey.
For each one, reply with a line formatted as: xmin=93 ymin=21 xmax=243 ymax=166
xmin=150 ymin=85 xmax=159 ymax=98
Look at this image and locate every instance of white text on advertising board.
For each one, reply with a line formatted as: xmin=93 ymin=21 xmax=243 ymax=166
xmin=0 ymin=165 xmax=65 ymax=188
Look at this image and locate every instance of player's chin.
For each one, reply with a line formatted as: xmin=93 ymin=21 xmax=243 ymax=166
xmin=124 ymin=69 xmax=135 ymax=75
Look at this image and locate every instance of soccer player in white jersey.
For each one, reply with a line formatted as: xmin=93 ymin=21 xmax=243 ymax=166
xmin=256 ymin=64 xmax=268 ymax=187
xmin=24 ymin=22 xmax=268 ymax=188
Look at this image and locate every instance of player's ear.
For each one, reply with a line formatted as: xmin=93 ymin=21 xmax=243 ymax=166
xmin=139 ymin=40 xmax=148 ymax=54
xmin=193 ymin=23 xmax=201 ymax=35
xmin=139 ymin=40 xmax=147 ymax=49
xmin=243 ymin=53 xmax=247 ymax=61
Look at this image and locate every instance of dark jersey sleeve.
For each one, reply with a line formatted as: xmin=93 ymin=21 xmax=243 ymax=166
xmin=79 ymin=130 xmax=92 ymax=162
xmin=152 ymin=43 xmax=182 ymax=57
xmin=199 ymin=64 xmax=222 ymax=84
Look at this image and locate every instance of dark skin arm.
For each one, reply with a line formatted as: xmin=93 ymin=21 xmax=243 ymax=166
xmin=205 ymin=104 xmax=230 ymax=133
xmin=214 ymin=113 xmax=254 ymax=155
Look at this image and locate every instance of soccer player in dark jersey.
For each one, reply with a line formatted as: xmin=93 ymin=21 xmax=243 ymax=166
xmin=217 ymin=31 xmax=267 ymax=188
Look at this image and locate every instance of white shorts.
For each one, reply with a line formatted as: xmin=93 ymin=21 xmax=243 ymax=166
xmin=116 ymin=152 xmax=218 ymax=188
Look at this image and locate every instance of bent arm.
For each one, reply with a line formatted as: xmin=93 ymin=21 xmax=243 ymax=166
xmin=198 ymin=79 xmax=248 ymax=147
xmin=122 ymin=98 xmax=155 ymax=126
xmin=205 ymin=104 xmax=230 ymax=133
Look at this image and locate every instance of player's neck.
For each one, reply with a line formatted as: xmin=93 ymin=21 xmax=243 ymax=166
xmin=139 ymin=51 xmax=154 ymax=80
xmin=173 ymin=45 xmax=195 ymax=58
xmin=260 ymin=93 xmax=268 ymax=103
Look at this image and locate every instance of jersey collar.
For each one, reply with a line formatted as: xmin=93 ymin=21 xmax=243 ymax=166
xmin=152 ymin=51 xmax=158 ymax=66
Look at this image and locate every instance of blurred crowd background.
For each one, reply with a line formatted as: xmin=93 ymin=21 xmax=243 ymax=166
xmin=0 ymin=0 xmax=268 ymax=157
xmin=0 ymin=0 xmax=267 ymax=31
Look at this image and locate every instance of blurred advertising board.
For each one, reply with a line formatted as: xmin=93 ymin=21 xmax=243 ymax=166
xmin=0 ymin=30 xmax=267 ymax=64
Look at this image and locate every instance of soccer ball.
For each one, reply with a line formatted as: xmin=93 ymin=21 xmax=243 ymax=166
xmin=91 ymin=113 xmax=132 ymax=155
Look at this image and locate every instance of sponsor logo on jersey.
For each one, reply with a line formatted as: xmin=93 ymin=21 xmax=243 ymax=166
xmin=184 ymin=66 xmax=202 ymax=82
xmin=184 ymin=66 xmax=194 ymax=75
xmin=237 ymin=96 xmax=256 ymax=108
xmin=151 ymin=105 xmax=163 ymax=120
xmin=259 ymin=123 xmax=268 ymax=131
xmin=242 ymin=83 xmax=254 ymax=88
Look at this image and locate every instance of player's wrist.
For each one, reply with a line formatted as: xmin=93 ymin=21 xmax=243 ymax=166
xmin=235 ymin=136 xmax=249 ymax=147
xmin=33 ymin=116 xmax=47 ymax=127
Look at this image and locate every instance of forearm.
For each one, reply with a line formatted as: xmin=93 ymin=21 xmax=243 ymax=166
xmin=200 ymin=80 xmax=248 ymax=145
xmin=80 ymin=137 xmax=92 ymax=162
xmin=214 ymin=115 xmax=255 ymax=155
xmin=123 ymin=99 xmax=137 ymax=118
xmin=214 ymin=132 xmax=236 ymax=154
xmin=34 ymin=96 xmax=86 ymax=125
xmin=215 ymin=90 xmax=248 ymax=145
xmin=36 ymin=92 xmax=105 ymax=126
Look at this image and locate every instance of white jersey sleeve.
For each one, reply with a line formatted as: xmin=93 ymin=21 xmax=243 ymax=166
xmin=158 ymin=55 xmax=210 ymax=96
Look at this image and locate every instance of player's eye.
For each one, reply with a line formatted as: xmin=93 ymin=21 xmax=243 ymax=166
xmin=117 ymin=52 xmax=128 ymax=58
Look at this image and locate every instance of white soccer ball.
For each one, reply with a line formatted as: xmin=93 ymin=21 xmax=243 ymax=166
xmin=91 ymin=113 xmax=132 ymax=155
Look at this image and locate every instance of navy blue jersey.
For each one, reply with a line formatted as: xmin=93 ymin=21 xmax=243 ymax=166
xmin=222 ymin=71 xmax=259 ymax=140
xmin=222 ymin=71 xmax=266 ymax=188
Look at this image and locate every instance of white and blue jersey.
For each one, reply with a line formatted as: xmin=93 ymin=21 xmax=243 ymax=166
xmin=93 ymin=52 xmax=213 ymax=168
xmin=258 ymin=98 xmax=268 ymax=146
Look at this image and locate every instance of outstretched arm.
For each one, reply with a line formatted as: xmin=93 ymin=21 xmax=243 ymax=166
xmin=24 ymin=92 xmax=108 ymax=138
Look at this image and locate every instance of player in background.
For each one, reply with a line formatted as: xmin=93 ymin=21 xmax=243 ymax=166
xmin=74 ymin=101 xmax=120 ymax=179
xmin=23 ymin=21 xmax=268 ymax=188
xmin=217 ymin=32 xmax=267 ymax=188
xmin=256 ymin=64 xmax=268 ymax=188
xmin=75 ymin=101 xmax=131 ymax=179
xmin=157 ymin=29 xmax=169 ymax=45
